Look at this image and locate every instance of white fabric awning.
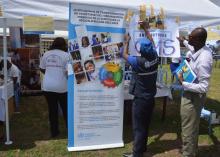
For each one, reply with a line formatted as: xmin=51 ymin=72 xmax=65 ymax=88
xmin=1 ymin=0 xmax=220 ymax=30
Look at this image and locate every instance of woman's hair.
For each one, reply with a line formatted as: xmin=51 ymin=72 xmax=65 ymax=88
xmin=50 ymin=37 xmax=67 ymax=51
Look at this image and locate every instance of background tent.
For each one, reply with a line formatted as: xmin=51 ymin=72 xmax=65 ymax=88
xmin=210 ymin=0 xmax=220 ymax=7
xmin=1 ymin=0 xmax=220 ymax=30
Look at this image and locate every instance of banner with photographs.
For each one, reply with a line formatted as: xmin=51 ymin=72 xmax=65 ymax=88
xmin=68 ymin=3 xmax=126 ymax=151
xmin=128 ymin=6 xmax=180 ymax=58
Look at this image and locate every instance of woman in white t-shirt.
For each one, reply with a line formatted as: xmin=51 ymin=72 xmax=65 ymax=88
xmin=40 ymin=37 xmax=69 ymax=138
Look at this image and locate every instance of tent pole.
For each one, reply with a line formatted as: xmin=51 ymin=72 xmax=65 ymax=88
xmin=3 ymin=17 xmax=13 ymax=145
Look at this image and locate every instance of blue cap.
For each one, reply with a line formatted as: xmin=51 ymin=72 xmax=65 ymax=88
xmin=135 ymin=38 xmax=156 ymax=59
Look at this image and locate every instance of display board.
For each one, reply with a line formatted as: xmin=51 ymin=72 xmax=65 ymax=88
xmin=128 ymin=6 xmax=180 ymax=58
xmin=67 ymin=2 xmax=126 ymax=151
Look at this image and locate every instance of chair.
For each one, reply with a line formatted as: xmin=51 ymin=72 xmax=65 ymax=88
xmin=200 ymin=108 xmax=212 ymax=135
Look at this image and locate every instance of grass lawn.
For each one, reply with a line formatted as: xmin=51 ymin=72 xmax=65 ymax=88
xmin=0 ymin=63 xmax=220 ymax=157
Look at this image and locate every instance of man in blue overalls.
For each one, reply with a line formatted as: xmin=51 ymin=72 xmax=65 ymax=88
xmin=122 ymin=21 xmax=158 ymax=157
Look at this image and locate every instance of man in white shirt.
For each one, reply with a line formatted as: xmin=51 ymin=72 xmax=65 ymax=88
xmin=0 ymin=60 xmax=21 ymax=112
xmin=178 ymin=28 xmax=213 ymax=157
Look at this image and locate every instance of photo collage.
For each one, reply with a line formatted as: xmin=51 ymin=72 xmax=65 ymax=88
xmin=69 ymin=26 xmax=124 ymax=84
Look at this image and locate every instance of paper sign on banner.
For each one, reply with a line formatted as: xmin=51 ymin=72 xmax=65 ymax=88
xmin=128 ymin=14 xmax=181 ymax=58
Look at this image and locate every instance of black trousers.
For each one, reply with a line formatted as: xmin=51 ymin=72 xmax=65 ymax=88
xmin=44 ymin=91 xmax=67 ymax=136
xmin=132 ymin=96 xmax=155 ymax=157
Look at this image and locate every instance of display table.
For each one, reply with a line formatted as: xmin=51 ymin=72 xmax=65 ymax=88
xmin=0 ymin=81 xmax=14 ymax=122
xmin=124 ymin=81 xmax=172 ymax=121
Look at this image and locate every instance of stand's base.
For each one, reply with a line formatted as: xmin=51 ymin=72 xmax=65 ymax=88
xmin=5 ymin=140 xmax=13 ymax=145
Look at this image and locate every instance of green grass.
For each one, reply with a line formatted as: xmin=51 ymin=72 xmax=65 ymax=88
xmin=0 ymin=63 xmax=220 ymax=157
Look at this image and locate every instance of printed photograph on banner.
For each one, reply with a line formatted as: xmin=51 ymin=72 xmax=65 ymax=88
xmin=116 ymin=42 xmax=123 ymax=58
xmin=75 ymin=25 xmax=90 ymax=47
xmin=91 ymin=34 xmax=101 ymax=46
xmin=81 ymin=36 xmax=90 ymax=48
xmin=73 ymin=62 xmax=84 ymax=73
xmin=80 ymin=46 xmax=93 ymax=60
xmin=100 ymin=32 xmax=111 ymax=43
xmin=70 ymin=50 xmax=81 ymax=61
xmin=92 ymin=45 xmax=104 ymax=60
xmin=91 ymin=32 xmax=112 ymax=46
xmin=75 ymin=72 xmax=88 ymax=84
xmin=103 ymin=44 xmax=115 ymax=62
xmin=68 ymin=39 xmax=79 ymax=51
xmin=84 ymin=59 xmax=98 ymax=81
xmin=102 ymin=43 xmax=121 ymax=62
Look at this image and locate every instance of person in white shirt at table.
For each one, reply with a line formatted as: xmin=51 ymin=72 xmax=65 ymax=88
xmin=0 ymin=60 xmax=21 ymax=112
xmin=177 ymin=27 xmax=213 ymax=157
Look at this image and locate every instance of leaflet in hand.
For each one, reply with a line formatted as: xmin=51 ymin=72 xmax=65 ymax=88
xmin=175 ymin=60 xmax=196 ymax=83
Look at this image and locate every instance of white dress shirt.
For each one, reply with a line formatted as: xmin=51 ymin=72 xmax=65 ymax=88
xmin=182 ymin=46 xmax=213 ymax=93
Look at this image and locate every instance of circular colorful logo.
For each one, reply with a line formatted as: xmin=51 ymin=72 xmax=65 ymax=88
xmin=99 ymin=62 xmax=123 ymax=88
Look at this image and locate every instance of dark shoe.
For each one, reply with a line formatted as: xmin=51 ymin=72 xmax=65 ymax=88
xmin=123 ymin=152 xmax=133 ymax=157
xmin=51 ymin=131 xmax=60 ymax=138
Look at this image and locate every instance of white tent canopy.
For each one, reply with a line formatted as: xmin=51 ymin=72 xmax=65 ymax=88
xmin=1 ymin=0 xmax=220 ymax=30
xmin=210 ymin=0 xmax=220 ymax=7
